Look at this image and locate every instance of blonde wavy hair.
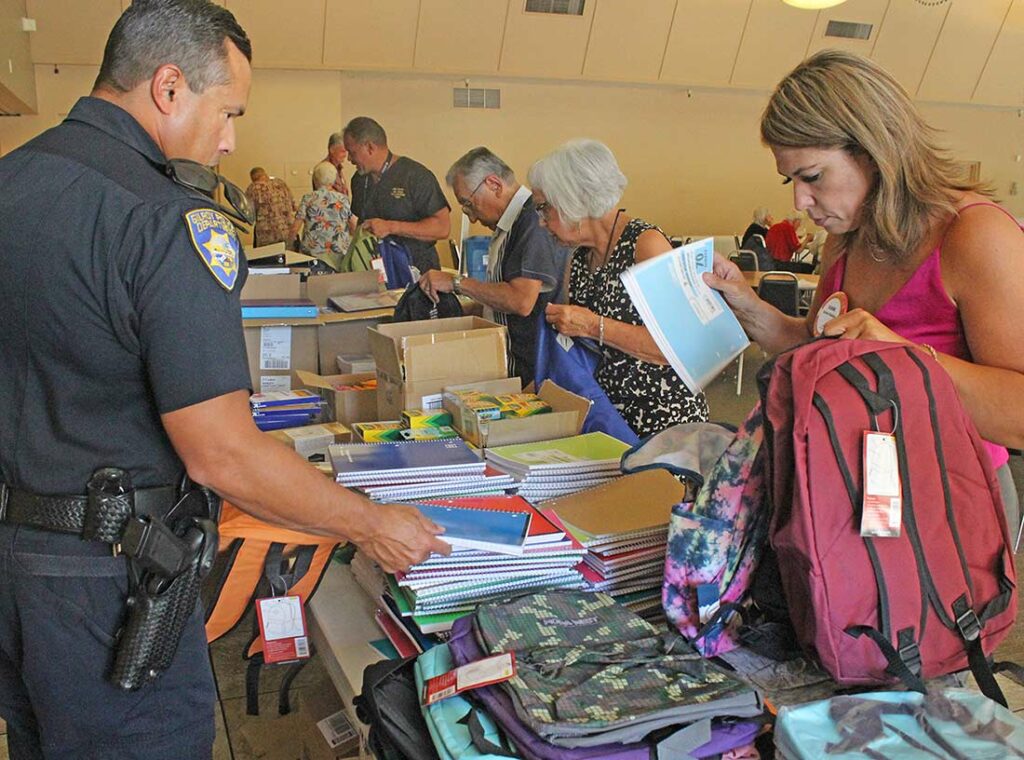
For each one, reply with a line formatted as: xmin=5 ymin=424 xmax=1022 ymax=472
xmin=760 ymin=50 xmax=987 ymax=260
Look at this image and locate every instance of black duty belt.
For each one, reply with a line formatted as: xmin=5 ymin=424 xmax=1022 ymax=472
xmin=0 ymin=482 xmax=176 ymax=539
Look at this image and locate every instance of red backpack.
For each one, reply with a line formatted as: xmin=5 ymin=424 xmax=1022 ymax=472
xmin=759 ymin=338 xmax=1016 ymax=700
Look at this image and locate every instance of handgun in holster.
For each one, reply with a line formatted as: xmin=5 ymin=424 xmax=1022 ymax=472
xmin=85 ymin=468 xmax=220 ymax=691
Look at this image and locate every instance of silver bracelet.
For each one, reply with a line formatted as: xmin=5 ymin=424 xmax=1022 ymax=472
xmin=598 ymin=315 xmax=605 ymax=346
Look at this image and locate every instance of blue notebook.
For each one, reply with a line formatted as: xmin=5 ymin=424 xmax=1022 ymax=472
xmin=620 ymin=237 xmax=749 ymax=393
xmin=328 ymin=440 xmax=485 ymax=483
xmin=411 ymin=503 xmax=531 ymax=555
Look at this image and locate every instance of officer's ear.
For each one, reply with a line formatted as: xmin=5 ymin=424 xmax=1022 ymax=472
xmin=152 ymin=63 xmax=184 ymax=115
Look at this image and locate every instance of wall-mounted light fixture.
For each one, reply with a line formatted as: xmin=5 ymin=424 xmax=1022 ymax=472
xmin=782 ymin=0 xmax=847 ymax=9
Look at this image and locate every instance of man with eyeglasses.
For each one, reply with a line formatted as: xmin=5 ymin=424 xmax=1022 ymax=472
xmin=0 ymin=2 xmax=447 ymax=758
xmin=419 ymin=147 xmax=567 ymax=385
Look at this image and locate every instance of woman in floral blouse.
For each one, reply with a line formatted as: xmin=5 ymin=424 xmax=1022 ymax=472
xmin=291 ymin=161 xmax=352 ymax=271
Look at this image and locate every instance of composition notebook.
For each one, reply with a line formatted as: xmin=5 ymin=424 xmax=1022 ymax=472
xmin=620 ymin=237 xmax=749 ymax=393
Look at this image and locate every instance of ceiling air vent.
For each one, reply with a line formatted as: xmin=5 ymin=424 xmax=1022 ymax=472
xmin=453 ymin=87 xmax=501 ymax=110
xmin=525 ymin=0 xmax=585 ymax=16
xmin=825 ymin=20 xmax=873 ymax=40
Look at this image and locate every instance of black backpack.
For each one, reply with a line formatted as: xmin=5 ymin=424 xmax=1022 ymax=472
xmin=353 ymin=657 xmax=440 ymax=760
xmin=392 ymin=283 xmax=463 ymax=323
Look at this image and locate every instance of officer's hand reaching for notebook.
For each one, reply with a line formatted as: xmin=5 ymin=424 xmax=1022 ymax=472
xmin=354 ymin=502 xmax=451 ymax=573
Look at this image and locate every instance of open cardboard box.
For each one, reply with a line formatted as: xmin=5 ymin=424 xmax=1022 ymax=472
xmin=444 ymin=378 xmax=590 ymax=448
xmin=310 ymin=271 xmax=391 ymax=375
xmin=294 ymin=370 xmax=379 ymax=426
xmin=369 ymin=316 xmax=508 ymax=420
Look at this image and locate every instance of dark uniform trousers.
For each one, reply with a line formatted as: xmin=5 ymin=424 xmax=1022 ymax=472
xmin=0 ymin=524 xmax=215 ymax=759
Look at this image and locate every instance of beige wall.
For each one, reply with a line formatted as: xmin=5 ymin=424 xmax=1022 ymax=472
xmin=0 ymin=0 xmax=37 ymax=115
xmin=3 ymin=65 xmax=1022 ymax=239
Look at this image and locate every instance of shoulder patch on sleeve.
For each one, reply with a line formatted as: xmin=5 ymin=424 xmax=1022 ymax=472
xmin=184 ymin=208 xmax=241 ymax=291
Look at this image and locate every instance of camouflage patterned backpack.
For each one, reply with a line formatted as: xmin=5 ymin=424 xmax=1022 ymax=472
xmin=661 ymin=403 xmax=772 ymax=657
xmin=471 ymin=591 xmax=763 ymax=748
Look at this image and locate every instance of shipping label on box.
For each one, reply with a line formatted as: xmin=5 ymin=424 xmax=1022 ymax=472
xmin=260 ymin=326 xmax=292 ymax=370
xmin=260 ymin=375 xmax=292 ymax=393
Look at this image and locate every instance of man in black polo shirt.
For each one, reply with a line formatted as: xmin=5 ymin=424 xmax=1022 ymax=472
xmin=0 ymin=3 xmax=446 ymax=757
xmin=419 ymin=148 xmax=567 ymax=385
xmin=344 ymin=116 xmax=450 ymax=273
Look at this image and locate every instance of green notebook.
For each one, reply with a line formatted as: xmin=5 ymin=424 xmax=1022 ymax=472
xmin=485 ymin=432 xmax=630 ymax=475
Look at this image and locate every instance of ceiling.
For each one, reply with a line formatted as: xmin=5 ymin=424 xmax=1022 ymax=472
xmin=22 ymin=0 xmax=1024 ymax=108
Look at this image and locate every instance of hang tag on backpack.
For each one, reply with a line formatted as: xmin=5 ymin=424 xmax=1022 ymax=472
xmin=813 ymin=292 xmax=848 ymax=337
xmin=255 ymin=595 xmax=311 ymax=664
xmin=861 ymin=431 xmax=902 ymax=538
xmin=422 ymin=652 xmax=515 ymax=706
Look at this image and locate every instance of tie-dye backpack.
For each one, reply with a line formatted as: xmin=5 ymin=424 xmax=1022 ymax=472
xmin=662 ymin=403 xmax=771 ymax=656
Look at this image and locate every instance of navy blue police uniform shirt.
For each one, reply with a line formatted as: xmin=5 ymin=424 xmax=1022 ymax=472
xmin=0 ymin=97 xmax=253 ymax=495
xmin=350 ymin=156 xmax=449 ymax=272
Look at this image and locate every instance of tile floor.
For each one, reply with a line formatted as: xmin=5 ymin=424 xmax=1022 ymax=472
xmin=3 ymin=346 xmax=1024 ymax=759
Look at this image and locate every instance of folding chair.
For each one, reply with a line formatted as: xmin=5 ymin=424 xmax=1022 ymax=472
xmin=729 ymin=250 xmax=759 ymax=272
xmin=757 ymin=271 xmax=800 ymax=316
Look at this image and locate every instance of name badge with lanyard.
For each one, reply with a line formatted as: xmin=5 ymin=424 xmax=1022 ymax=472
xmin=255 ymin=594 xmax=311 ymax=664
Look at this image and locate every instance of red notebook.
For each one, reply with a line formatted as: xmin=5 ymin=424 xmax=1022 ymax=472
xmin=423 ymin=496 xmax=565 ymax=545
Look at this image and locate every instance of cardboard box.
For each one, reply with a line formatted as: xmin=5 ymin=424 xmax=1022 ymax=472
xmin=444 ymin=378 xmax=590 ymax=449
xmin=370 ymin=316 xmax=508 ymax=420
xmin=244 ymin=318 xmax=321 ymax=393
xmin=337 ymin=353 xmax=376 ymax=374
xmin=267 ymin=422 xmax=351 ymax=459
xmin=294 ymin=370 xmax=379 ymax=426
xmin=240 ymin=272 xmax=303 ymax=300
xmin=304 ymin=271 xmax=381 ymax=308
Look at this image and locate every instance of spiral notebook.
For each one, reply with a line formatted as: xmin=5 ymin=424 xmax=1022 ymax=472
xmin=328 ymin=439 xmax=484 ymax=484
xmin=485 ymin=432 xmax=630 ymax=477
xmin=411 ymin=502 xmax=531 ymax=556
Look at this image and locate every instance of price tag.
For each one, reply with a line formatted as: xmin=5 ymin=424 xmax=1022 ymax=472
xmin=255 ymin=595 xmax=311 ymax=664
xmin=423 ymin=652 xmax=516 ymax=706
xmin=861 ymin=431 xmax=902 ymax=538
xmin=813 ymin=292 xmax=848 ymax=337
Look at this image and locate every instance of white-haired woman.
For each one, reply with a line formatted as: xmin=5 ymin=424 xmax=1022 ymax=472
xmin=741 ymin=207 xmax=773 ymax=248
xmin=529 ymin=139 xmax=709 ymax=438
xmin=291 ymin=161 xmax=352 ymax=271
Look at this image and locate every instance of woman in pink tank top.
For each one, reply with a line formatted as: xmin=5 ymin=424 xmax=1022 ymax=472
xmin=706 ymin=51 xmax=1024 ymax=526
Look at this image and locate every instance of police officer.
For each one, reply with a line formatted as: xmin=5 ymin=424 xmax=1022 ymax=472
xmin=0 ymin=2 xmax=448 ymax=757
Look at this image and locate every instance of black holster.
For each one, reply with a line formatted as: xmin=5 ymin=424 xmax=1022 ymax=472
xmin=104 ymin=477 xmax=219 ymax=691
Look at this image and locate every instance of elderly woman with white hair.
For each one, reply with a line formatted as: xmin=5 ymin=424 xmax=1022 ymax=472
xmin=291 ymin=160 xmax=352 ymax=271
xmin=529 ymin=139 xmax=709 ymax=438
xmin=741 ymin=207 xmax=773 ymax=248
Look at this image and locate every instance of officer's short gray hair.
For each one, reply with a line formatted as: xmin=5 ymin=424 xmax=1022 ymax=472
xmin=94 ymin=0 xmax=251 ymax=95
xmin=527 ymin=139 xmax=627 ymax=225
xmin=446 ymin=147 xmax=515 ymax=190
xmin=328 ymin=132 xmax=345 ymax=151
xmin=312 ymin=161 xmax=338 ymax=189
xmin=343 ymin=117 xmax=388 ymax=147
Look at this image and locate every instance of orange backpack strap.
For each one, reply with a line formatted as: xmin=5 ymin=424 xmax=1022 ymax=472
xmin=203 ymin=503 xmax=340 ymax=716
xmin=204 ymin=536 xmax=273 ymax=643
